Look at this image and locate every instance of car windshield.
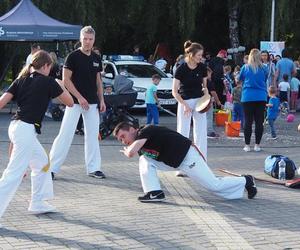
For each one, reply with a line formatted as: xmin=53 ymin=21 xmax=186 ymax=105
xmin=116 ymin=64 xmax=167 ymax=78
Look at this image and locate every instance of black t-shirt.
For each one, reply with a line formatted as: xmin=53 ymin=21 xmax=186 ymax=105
xmin=208 ymin=57 xmax=225 ymax=95
xmin=64 ymin=49 xmax=102 ymax=104
xmin=209 ymin=57 xmax=225 ymax=83
xmin=175 ymin=62 xmax=208 ymax=100
xmin=7 ymin=72 xmax=63 ymax=126
xmin=136 ymin=125 xmax=192 ymax=168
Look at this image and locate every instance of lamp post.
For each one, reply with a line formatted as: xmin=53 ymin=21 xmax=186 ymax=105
xmin=270 ymin=0 xmax=275 ymax=41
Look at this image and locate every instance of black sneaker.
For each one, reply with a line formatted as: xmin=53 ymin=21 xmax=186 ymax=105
xmin=51 ymin=172 xmax=56 ymax=180
xmin=244 ymin=175 xmax=257 ymax=199
xmin=75 ymin=129 xmax=84 ymax=135
xmin=207 ymin=132 xmax=220 ymax=138
xmin=138 ymin=190 xmax=165 ymax=202
xmin=88 ymin=171 xmax=106 ymax=179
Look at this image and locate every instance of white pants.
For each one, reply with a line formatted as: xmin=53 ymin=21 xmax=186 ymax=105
xmin=0 ymin=120 xmax=53 ymax=218
xmin=139 ymin=146 xmax=246 ymax=199
xmin=50 ymin=104 xmax=101 ymax=174
xmin=177 ymin=98 xmax=207 ymax=159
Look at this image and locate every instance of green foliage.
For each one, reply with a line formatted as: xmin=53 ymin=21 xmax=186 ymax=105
xmin=1 ymin=0 xmax=300 ymax=75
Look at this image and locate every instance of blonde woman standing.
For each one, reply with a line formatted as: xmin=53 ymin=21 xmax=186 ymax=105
xmin=172 ymin=41 xmax=208 ymax=177
xmin=239 ymin=49 xmax=268 ymax=152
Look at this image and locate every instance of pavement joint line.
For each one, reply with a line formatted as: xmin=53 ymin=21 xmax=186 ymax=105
xmin=160 ymin=172 xmax=254 ymax=250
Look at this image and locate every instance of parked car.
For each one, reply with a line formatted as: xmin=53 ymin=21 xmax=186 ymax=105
xmin=102 ymin=55 xmax=177 ymax=109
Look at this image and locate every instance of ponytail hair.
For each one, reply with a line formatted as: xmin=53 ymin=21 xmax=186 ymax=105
xmin=183 ymin=41 xmax=204 ymax=63
xmin=183 ymin=40 xmax=192 ymax=50
xmin=18 ymin=50 xmax=53 ymax=79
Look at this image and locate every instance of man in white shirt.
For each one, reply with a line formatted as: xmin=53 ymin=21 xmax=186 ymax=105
xmin=26 ymin=44 xmax=40 ymax=65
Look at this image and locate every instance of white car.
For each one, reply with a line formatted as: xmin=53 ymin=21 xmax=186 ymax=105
xmin=102 ymin=55 xmax=177 ymax=109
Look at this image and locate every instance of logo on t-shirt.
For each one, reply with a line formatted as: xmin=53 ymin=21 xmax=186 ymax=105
xmin=93 ymin=62 xmax=99 ymax=67
xmin=140 ymin=148 xmax=159 ymax=159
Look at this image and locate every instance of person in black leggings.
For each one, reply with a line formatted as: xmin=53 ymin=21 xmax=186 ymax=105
xmin=243 ymin=101 xmax=266 ymax=147
xmin=239 ymin=49 xmax=268 ymax=152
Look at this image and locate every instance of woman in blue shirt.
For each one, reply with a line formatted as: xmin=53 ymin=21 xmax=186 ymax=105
xmin=239 ymin=49 xmax=268 ymax=152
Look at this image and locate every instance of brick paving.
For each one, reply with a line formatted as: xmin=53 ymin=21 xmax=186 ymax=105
xmin=0 ymin=109 xmax=300 ymax=249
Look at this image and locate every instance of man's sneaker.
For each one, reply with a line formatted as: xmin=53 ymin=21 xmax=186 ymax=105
xmin=254 ymin=144 xmax=261 ymax=152
xmin=207 ymin=132 xmax=220 ymax=138
xmin=28 ymin=201 xmax=57 ymax=214
xmin=138 ymin=190 xmax=165 ymax=202
xmin=243 ymin=145 xmax=251 ymax=152
xmin=88 ymin=171 xmax=106 ymax=179
xmin=244 ymin=175 xmax=257 ymax=199
xmin=271 ymin=136 xmax=278 ymax=140
xmin=51 ymin=172 xmax=56 ymax=180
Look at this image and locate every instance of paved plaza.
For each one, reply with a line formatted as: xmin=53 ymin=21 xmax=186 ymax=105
xmin=0 ymin=109 xmax=300 ymax=250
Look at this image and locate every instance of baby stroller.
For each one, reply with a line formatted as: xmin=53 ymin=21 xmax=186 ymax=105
xmin=99 ymin=75 xmax=139 ymax=140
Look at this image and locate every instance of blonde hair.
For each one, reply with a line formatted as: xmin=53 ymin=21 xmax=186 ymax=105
xmin=49 ymin=52 xmax=58 ymax=63
xmin=268 ymin=85 xmax=276 ymax=95
xmin=248 ymin=49 xmax=263 ymax=73
xmin=18 ymin=50 xmax=52 ymax=79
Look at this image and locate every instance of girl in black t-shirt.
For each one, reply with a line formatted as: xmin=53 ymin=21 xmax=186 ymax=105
xmin=0 ymin=50 xmax=73 ymax=221
xmin=172 ymin=41 xmax=208 ymax=176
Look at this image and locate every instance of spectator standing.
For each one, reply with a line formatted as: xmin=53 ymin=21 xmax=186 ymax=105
xmin=261 ymin=50 xmax=275 ymax=87
xmin=290 ymin=75 xmax=300 ymax=111
xmin=209 ymin=50 xmax=227 ymax=106
xmin=239 ymin=49 xmax=268 ymax=152
xmin=207 ymin=68 xmax=222 ymax=138
xmin=49 ymin=26 xmax=106 ymax=180
xmin=232 ymin=78 xmax=244 ymax=128
xmin=223 ymin=65 xmax=234 ymax=103
xmin=145 ymin=74 xmax=161 ymax=125
xmin=266 ymin=86 xmax=280 ymax=139
xmin=278 ymin=74 xmax=290 ymax=103
xmin=25 ymin=43 xmax=40 ymax=65
xmin=275 ymin=49 xmax=296 ymax=84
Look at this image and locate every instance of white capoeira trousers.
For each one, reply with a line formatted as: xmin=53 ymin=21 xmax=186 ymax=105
xmin=139 ymin=146 xmax=246 ymax=199
xmin=177 ymin=98 xmax=207 ymax=159
xmin=50 ymin=104 xmax=101 ymax=174
xmin=0 ymin=120 xmax=53 ymax=218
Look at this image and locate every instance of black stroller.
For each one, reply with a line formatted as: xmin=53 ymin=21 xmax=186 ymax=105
xmin=99 ymin=75 xmax=139 ymax=140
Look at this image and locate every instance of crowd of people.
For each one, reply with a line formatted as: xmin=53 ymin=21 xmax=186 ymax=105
xmin=1 ymin=25 xmax=300 ymax=223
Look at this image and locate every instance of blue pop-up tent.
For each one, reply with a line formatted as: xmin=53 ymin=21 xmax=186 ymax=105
xmin=0 ymin=0 xmax=81 ymax=41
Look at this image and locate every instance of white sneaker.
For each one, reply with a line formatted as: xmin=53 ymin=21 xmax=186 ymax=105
xmin=45 ymin=111 xmax=52 ymax=118
xmin=243 ymin=145 xmax=251 ymax=152
xmin=175 ymin=171 xmax=188 ymax=177
xmin=254 ymin=145 xmax=261 ymax=152
xmin=28 ymin=201 xmax=56 ymax=214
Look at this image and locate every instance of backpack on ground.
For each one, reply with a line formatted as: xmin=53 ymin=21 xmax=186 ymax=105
xmin=264 ymin=155 xmax=297 ymax=180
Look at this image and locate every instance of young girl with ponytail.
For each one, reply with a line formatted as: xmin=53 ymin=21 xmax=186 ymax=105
xmin=0 ymin=50 xmax=73 ymax=222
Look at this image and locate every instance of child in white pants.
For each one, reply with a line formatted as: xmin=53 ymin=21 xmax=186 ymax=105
xmin=0 ymin=50 xmax=73 ymax=221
